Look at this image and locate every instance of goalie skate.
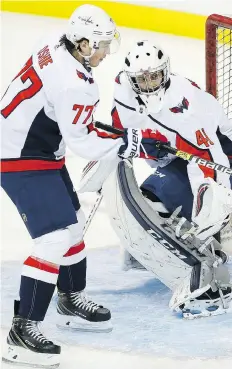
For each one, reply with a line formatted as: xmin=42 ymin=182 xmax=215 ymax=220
xmin=181 ymin=287 xmax=232 ymax=319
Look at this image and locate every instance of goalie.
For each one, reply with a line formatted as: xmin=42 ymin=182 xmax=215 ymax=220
xmin=79 ymin=40 xmax=232 ymax=319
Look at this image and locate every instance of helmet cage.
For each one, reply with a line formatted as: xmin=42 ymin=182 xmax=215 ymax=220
xmin=126 ymin=61 xmax=169 ymax=95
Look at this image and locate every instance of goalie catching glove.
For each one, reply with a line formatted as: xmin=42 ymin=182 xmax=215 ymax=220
xmin=118 ymin=128 xmax=170 ymax=160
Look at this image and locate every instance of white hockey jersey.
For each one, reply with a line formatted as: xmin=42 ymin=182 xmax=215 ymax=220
xmin=0 ymin=33 xmax=122 ymax=172
xmin=112 ymin=72 xmax=232 ymax=193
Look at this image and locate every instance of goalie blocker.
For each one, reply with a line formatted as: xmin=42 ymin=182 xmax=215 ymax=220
xmin=79 ymin=159 xmax=232 ymax=319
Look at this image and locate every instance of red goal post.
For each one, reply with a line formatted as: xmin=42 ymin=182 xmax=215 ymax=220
xmin=206 ymin=14 xmax=232 ymax=119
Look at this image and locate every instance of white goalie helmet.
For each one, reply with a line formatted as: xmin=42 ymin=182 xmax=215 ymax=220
xmin=66 ymin=4 xmax=120 ymax=56
xmin=124 ymin=40 xmax=170 ymax=113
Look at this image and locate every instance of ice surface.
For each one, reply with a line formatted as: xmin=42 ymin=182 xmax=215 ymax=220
xmin=1 ymin=247 xmax=232 ymax=368
xmin=1 ymin=247 xmax=232 ymax=358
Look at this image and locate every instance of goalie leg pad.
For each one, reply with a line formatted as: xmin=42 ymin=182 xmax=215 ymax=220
xmin=191 ymin=178 xmax=232 ymax=241
xmin=120 ymin=247 xmax=146 ymax=271
xmin=102 ymin=161 xmax=201 ymax=291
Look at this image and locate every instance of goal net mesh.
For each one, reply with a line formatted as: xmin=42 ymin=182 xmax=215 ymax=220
xmin=216 ymin=25 xmax=232 ymax=119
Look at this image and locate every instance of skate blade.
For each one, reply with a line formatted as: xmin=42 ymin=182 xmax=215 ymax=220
xmin=56 ymin=315 xmax=113 ymax=333
xmin=2 ymin=345 xmax=60 ymax=368
xmin=182 ymin=304 xmax=232 ymax=320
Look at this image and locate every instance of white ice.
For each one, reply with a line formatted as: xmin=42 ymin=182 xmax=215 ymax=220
xmin=1 ymin=12 xmax=232 ymax=369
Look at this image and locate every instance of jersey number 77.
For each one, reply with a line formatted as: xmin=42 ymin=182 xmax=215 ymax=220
xmin=1 ymin=56 xmax=43 ymax=119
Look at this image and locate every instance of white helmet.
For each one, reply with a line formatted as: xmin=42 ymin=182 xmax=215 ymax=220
xmin=66 ymin=4 xmax=120 ymax=55
xmin=124 ymin=40 xmax=170 ymax=113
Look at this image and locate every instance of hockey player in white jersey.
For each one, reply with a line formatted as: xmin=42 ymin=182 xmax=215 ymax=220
xmin=110 ymin=40 xmax=232 ymax=316
xmin=79 ymin=40 xmax=232 ymax=320
xmin=0 ymin=10 xmax=168 ymax=368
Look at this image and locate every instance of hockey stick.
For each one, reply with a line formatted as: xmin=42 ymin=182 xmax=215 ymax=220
xmin=83 ymin=191 xmax=103 ymax=237
xmin=95 ymin=122 xmax=232 ymax=176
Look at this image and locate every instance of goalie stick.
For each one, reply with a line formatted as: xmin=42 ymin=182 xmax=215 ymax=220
xmin=94 ymin=121 xmax=232 ymax=176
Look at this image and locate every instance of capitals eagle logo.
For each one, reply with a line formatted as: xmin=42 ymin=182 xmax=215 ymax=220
xmin=169 ymin=97 xmax=189 ymax=114
xmin=76 ymin=70 xmax=94 ymax=84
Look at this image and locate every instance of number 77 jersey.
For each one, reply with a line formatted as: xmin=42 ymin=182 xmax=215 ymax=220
xmin=0 ymin=34 xmax=122 ymax=172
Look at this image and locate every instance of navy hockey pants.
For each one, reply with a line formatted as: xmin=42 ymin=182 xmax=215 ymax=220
xmin=1 ymin=165 xmax=80 ymax=239
xmin=140 ymin=158 xmax=232 ymax=221
xmin=1 ymin=166 xmax=86 ymax=320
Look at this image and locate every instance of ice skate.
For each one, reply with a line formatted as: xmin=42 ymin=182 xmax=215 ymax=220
xmin=56 ymin=290 xmax=112 ymax=332
xmin=2 ymin=308 xmax=61 ymax=368
xmin=180 ymin=286 xmax=232 ymax=319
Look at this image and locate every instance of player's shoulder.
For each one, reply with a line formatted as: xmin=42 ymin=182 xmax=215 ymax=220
xmin=55 ymin=47 xmax=96 ymax=93
xmin=170 ymin=74 xmax=202 ymax=91
xmin=33 ymin=32 xmax=60 ymax=70
xmin=115 ymin=71 xmax=125 ymax=85
xmin=114 ymin=71 xmax=134 ymax=100
xmin=33 ymin=33 xmax=97 ymax=96
xmin=170 ymin=73 xmax=218 ymax=105
xmin=32 ymin=33 xmax=66 ymax=85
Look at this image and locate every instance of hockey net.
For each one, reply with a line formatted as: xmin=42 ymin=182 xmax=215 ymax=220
xmin=206 ymin=14 xmax=232 ymax=118
xmin=206 ymin=14 xmax=232 ymax=248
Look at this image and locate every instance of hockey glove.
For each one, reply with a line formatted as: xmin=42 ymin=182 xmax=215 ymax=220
xmin=118 ymin=128 xmax=170 ymax=160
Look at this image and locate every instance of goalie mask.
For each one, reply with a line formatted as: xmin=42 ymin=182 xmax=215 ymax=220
xmin=124 ymin=41 xmax=170 ymax=113
xmin=66 ymin=4 xmax=120 ymax=59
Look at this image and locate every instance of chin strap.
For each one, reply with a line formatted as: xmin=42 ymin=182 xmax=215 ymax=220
xmin=75 ymin=46 xmax=95 ymax=72
xmin=78 ymin=52 xmax=92 ymax=72
xmin=83 ymin=59 xmax=92 ymax=72
xmin=135 ymin=90 xmax=166 ymax=115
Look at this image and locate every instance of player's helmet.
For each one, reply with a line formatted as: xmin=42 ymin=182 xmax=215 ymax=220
xmin=124 ymin=41 xmax=170 ymax=113
xmin=66 ymin=4 xmax=120 ymax=55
